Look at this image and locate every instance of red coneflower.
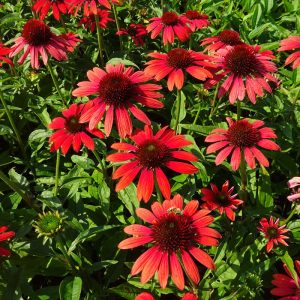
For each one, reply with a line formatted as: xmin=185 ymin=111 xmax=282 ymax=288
xmin=0 ymin=226 xmax=15 ymax=257
xmin=49 ymin=103 xmax=104 ymax=155
xmin=61 ymin=32 xmax=81 ymax=52
xmin=79 ymin=8 xmax=113 ymax=32
xmin=271 ymin=260 xmax=300 ymax=299
xmin=182 ymin=293 xmax=198 ymax=300
xmin=205 ymin=44 xmax=278 ymax=104
xmin=118 ymin=195 xmax=221 ymax=290
xmin=9 ymin=19 xmax=75 ymax=69
xmin=145 ymin=48 xmax=214 ymax=91
xmin=0 ymin=43 xmax=13 ymax=66
xmin=69 ymin=0 xmax=119 ymax=16
xmin=135 ymin=293 xmax=154 ymax=300
xmin=32 ymin=0 xmax=70 ymax=21
xmin=147 ymin=11 xmax=191 ymax=45
xmin=184 ymin=10 xmax=210 ymax=32
xmin=278 ymin=36 xmax=300 ymax=69
xmin=257 ymin=216 xmax=289 ymax=252
xmin=201 ymin=181 xmax=243 ymax=221
xmin=116 ymin=23 xmax=147 ymax=46
xmin=106 ymin=125 xmax=198 ymax=202
xmin=200 ymin=29 xmax=243 ymax=52
xmin=205 ymin=118 xmax=280 ymax=171
xmin=72 ymin=64 xmax=163 ymax=138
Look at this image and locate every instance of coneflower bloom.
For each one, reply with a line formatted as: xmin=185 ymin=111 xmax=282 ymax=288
xmin=271 ymin=260 xmax=300 ymax=299
xmin=182 ymin=293 xmax=198 ymax=300
xmin=49 ymin=103 xmax=104 ymax=155
xmin=61 ymin=32 xmax=81 ymax=52
xmin=72 ymin=64 xmax=163 ymax=138
xmin=0 ymin=43 xmax=13 ymax=66
xmin=287 ymin=177 xmax=300 ymax=203
xmin=257 ymin=217 xmax=289 ymax=253
xmin=147 ymin=12 xmax=191 ymax=45
xmin=79 ymin=9 xmax=113 ymax=32
xmin=201 ymin=181 xmax=243 ymax=221
xmin=0 ymin=226 xmax=15 ymax=257
xmin=69 ymin=0 xmax=119 ymax=16
xmin=205 ymin=118 xmax=280 ymax=171
xmin=278 ymin=36 xmax=300 ymax=69
xmin=32 ymin=0 xmax=70 ymax=21
xmin=205 ymin=44 xmax=278 ymax=104
xmin=118 ymin=195 xmax=221 ymax=290
xmin=106 ymin=126 xmax=198 ymax=202
xmin=184 ymin=10 xmax=210 ymax=32
xmin=9 ymin=19 xmax=74 ymax=69
xmin=135 ymin=293 xmax=154 ymax=300
xmin=145 ymin=48 xmax=214 ymax=91
xmin=116 ymin=24 xmax=147 ymax=46
xmin=200 ymin=29 xmax=243 ymax=52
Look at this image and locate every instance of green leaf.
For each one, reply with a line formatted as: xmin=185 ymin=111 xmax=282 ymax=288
xmin=106 ymin=58 xmax=139 ymax=68
xmin=118 ymin=183 xmax=139 ymax=217
xmin=257 ymin=167 xmax=273 ymax=208
xmin=71 ymin=155 xmax=95 ymax=170
xmin=281 ymin=251 xmax=299 ymax=286
xmin=249 ymin=23 xmax=271 ymax=39
xmin=59 ymin=277 xmax=82 ymax=300
xmin=109 ymin=283 xmax=140 ymax=300
xmin=171 ymin=90 xmax=186 ymax=131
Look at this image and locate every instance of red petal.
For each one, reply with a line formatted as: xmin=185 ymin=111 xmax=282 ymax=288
xmin=189 ymin=247 xmax=215 ymax=269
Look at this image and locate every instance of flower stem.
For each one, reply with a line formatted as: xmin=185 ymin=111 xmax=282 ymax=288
xmin=93 ymin=150 xmax=111 ymax=187
xmin=0 ymin=90 xmax=26 ymax=158
xmin=209 ymin=82 xmax=220 ymax=117
xmin=236 ymin=100 xmax=241 ymax=120
xmin=54 ymin=150 xmax=61 ymax=196
xmin=112 ymin=4 xmax=123 ymax=50
xmin=282 ymin=205 xmax=298 ymax=225
xmin=56 ymin=234 xmax=77 ymax=272
xmin=154 ymin=180 xmax=163 ymax=203
xmin=94 ymin=14 xmax=105 ymax=67
xmin=47 ymin=61 xmax=67 ymax=107
xmin=174 ymin=89 xmax=182 ymax=134
xmin=0 ymin=170 xmax=38 ymax=211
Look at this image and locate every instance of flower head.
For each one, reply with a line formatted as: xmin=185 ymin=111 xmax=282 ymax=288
xmin=184 ymin=10 xmax=210 ymax=32
xmin=200 ymin=29 xmax=242 ymax=52
xmin=79 ymin=9 xmax=113 ymax=32
xmin=49 ymin=102 xmax=105 ymax=155
xmin=107 ymin=125 xmax=198 ymax=202
xmin=117 ymin=23 xmax=147 ymax=46
xmin=278 ymin=36 xmax=300 ymax=69
xmin=257 ymin=216 xmax=289 ymax=252
xmin=145 ymin=48 xmax=214 ymax=90
xmin=182 ymin=293 xmax=198 ymax=300
xmin=271 ymin=260 xmax=300 ymax=299
xmin=201 ymin=181 xmax=243 ymax=221
xmin=205 ymin=44 xmax=278 ymax=104
xmin=118 ymin=195 xmax=221 ymax=290
xmin=69 ymin=0 xmax=119 ymax=16
xmin=205 ymin=118 xmax=280 ymax=171
xmin=33 ymin=0 xmax=70 ymax=21
xmin=147 ymin=11 xmax=191 ymax=45
xmin=9 ymin=19 xmax=75 ymax=69
xmin=0 ymin=226 xmax=15 ymax=257
xmin=0 ymin=43 xmax=13 ymax=66
xmin=135 ymin=293 xmax=154 ymax=300
xmin=287 ymin=177 xmax=300 ymax=205
xmin=72 ymin=64 xmax=163 ymax=138
xmin=33 ymin=211 xmax=64 ymax=241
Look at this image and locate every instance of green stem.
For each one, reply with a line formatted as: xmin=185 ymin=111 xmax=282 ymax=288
xmin=54 ymin=150 xmax=60 ymax=196
xmin=239 ymin=154 xmax=248 ymax=202
xmin=94 ymin=15 xmax=105 ymax=67
xmin=174 ymin=89 xmax=182 ymax=134
xmin=161 ymin=0 xmax=164 ymax=12
xmin=237 ymin=101 xmax=241 ymax=120
xmin=47 ymin=61 xmax=66 ymax=107
xmin=154 ymin=181 xmax=163 ymax=203
xmin=282 ymin=205 xmax=298 ymax=225
xmin=236 ymin=101 xmax=247 ymax=201
xmin=0 ymin=170 xmax=38 ymax=211
xmin=56 ymin=234 xmax=77 ymax=272
xmin=0 ymin=90 xmax=26 ymax=158
xmin=112 ymin=4 xmax=123 ymax=50
xmin=209 ymin=82 xmax=220 ymax=117
xmin=93 ymin=150 xmax=110 ymax=186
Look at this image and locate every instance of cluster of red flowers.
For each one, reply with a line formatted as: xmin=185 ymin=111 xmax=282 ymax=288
xmin=0 ymin=2 xmax=299 ymax=298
